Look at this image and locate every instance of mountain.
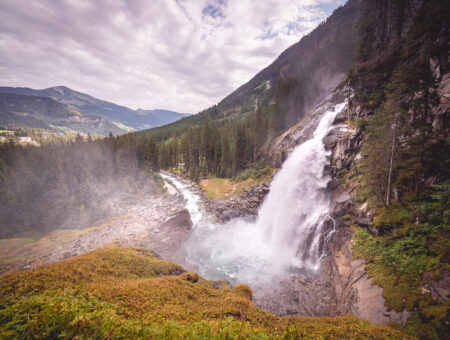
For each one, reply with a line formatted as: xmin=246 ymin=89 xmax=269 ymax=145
xmin=140 ymin=0 xmax=360 ymax=142
xmin=0 ymin=92 xmax=124 ymax=135
xmin=0 ymin=86 xmax=190 ymax=132
xmin=136 ymin=109 xmax=192 ymax=128
xmin=137 ymin=0 xmax=360 ymax=179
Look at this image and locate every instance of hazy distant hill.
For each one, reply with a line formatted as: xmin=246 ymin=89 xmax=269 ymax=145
xmin=136 ymin=108 xmax=192 ymax=128
xmin=0 ymin=86 xmax=190 ymax=131
xmin=0 ymin=92 xmax=125 ymax=135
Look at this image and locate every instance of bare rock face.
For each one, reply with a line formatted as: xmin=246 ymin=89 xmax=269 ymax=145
xmin=263 ymin=92 xmax=345 ymax=168
xmin=431 ymin=72 xmax=450 ymax=131
xmin=327 ymin=229 xmax=411 ymax=325
xmin=422 ymin=270 xmax=450 ymax=303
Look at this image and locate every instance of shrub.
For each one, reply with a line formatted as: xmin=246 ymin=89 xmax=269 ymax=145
xmin=233 ymin=284 xmax=253 ymax=301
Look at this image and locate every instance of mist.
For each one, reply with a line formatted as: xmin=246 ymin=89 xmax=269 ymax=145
xmin=0 ymin=136 xmax=162 ymax=238
xmin=162 ymin=102 xmax=346 ymax=286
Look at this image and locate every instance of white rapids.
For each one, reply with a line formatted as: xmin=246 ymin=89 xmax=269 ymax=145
xmin=162 ymin=102 xmax=346 ymax=285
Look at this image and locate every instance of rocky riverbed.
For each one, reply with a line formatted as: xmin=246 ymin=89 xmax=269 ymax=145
xmin=1 ymin=182 xmax=193 ymax=274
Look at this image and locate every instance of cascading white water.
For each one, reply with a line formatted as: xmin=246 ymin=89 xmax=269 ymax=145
xmin=164 ymin=102 xmax=346 ymax=285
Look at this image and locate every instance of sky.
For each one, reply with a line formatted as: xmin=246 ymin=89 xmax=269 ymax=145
xmin=0 ymin=0 xmax=346 ymax=113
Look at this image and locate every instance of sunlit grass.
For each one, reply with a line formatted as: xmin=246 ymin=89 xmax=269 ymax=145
xmin=200 ymin=177 xmax=254 ymax=200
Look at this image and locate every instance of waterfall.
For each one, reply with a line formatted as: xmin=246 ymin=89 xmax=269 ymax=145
xmin=172 ymin=102 xmax=346 ymax=284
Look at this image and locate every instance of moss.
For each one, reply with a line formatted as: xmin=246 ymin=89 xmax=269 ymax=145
xmin=430 ymin=269 xmax=443 ymax=281
xmin=373 ymin=202 xmax=414 ymax=228
xmin=0 ymin=244 xmax=410 ymax=339
xmin=352 ymin=223 xmax=449 ymax=338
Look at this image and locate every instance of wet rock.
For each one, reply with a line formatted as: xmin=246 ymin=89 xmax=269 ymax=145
xmin=352 ymin=216 xmax=370 ymax=228
xmin=333 ymin=108 xmax=347 ymax=124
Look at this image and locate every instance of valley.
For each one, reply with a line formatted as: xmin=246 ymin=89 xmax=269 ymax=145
xmin=0 ymin=0 xmax=448 ymax=339
xmin=0 ymin=86 xmax=190 ymax=136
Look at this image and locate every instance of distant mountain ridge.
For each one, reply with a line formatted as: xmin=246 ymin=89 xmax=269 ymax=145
xmin=0 ymin=92 xmax=125 ymax=135
xmin=0 ymin=86 xmax=190 ymax=134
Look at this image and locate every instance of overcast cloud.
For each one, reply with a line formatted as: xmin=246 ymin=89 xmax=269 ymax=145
xmin=0 ymin=0 xmax=345 ymax=113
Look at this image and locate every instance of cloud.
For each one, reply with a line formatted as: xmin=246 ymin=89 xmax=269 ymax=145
xmin=0 ymin=0 xmax=346 ymax=113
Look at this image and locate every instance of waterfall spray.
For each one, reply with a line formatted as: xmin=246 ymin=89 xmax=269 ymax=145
xmin=165 ymin=102 xmax=346 ymax=284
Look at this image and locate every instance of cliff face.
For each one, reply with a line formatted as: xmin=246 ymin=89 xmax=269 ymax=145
xmin=251 ymin=48 xmax=449 ymax=324
xmin=254 ymin=0 xmax=449 ymax=329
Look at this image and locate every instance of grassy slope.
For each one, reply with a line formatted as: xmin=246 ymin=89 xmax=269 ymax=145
xmin=0 ymin=244 xmax=411 ymax=339
xmin=199 ymin=168 xmax=274 ymax=200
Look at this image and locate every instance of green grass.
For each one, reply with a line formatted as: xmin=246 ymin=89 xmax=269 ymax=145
xmin=48 ymin=124 xmax=78 ymax=134
xmin=0 ymin=244 xmax=411 ymax=339
xmin=234 ymin=167 xmax=273 ymax=182
xmin=199 ymin=168 xmax=273 ymax=200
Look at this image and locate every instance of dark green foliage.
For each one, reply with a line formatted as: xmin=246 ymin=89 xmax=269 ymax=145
xmin=347 ymin=0 xmax=449 ymax=210
xmin=353 ymin=176 xmax=450 ymax=338
xmin=417 ymin=181 xmax=450 ymax=225
xmin=346 ymin=2 xmax=450 ymax=338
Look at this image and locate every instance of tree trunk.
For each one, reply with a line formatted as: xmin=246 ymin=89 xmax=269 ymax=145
xmin=386 ymin=113 xmax=398 ymax=205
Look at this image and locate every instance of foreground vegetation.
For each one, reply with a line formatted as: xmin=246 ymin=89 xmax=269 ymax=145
xmin=0 ymin=244 xmax=411 ymax=339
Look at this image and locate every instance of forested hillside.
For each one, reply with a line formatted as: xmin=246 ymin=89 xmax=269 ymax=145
xmin=0 ymin=0 xmax=448 ymax=339
xmin=333 ymin=0 xmax=449 ymax=338
xmin=130 ymin=0 xmax=360 ymax=180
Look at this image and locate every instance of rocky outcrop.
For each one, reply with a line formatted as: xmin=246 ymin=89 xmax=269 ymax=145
xmin=163 ymin=172 xmax=270 ymax=223
xmin=430 ymin=65 xmax=450 ymax=131
xmin=263 ymin=92 xmax=346 ymax=168
xmin=323 ymin=102 xmax=413 ymax=326
xmin=205 ymin=183 xmax=269 ymax=223
xmin=326 ymin=228 xmax=411 ymax=325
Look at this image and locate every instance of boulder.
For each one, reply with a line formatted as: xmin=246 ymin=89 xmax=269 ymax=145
xmin=161 ymin=209 xmax=193 ymax=229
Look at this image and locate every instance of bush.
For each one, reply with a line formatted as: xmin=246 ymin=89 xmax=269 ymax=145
xmin=373 ymin=202 xmax=414 ymax=228
xmin=234 ymin=167 xmax=272 ymax=182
